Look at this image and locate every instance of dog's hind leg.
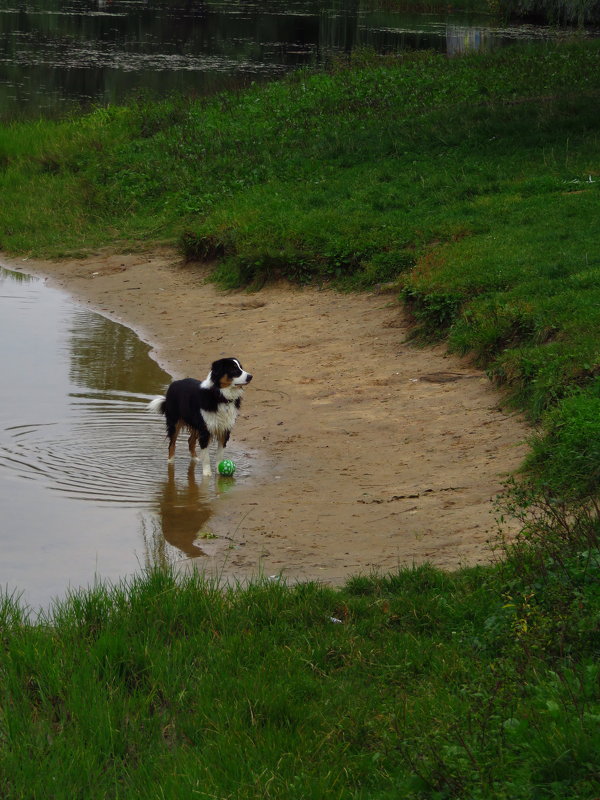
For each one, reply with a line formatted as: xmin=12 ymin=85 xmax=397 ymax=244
xmin=167 ymin=421 xmax=183 ymax=462
xmin=188 ymin=429 xmax=198 ymax=460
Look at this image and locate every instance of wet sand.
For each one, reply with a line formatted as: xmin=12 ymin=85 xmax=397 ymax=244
xmin=9 ymin=248 xmax=529 ymax=582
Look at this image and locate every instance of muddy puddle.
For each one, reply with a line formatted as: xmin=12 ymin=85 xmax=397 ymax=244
xmin=0 ymin=265 xmax=256 ymax=608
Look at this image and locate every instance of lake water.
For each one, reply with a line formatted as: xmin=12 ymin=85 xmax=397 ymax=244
xmin=0 ymin=264 xmax=252 ymax=608
xmin=0 ymin=0 xmax=594 ymax=119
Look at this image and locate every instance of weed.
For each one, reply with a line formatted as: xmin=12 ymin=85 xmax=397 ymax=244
xmin=1 ymin=560 xmax=599 ymax=798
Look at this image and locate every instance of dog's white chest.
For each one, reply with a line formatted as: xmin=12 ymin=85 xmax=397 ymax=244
xmin=201 ymin=402 xmax=238 ymax=436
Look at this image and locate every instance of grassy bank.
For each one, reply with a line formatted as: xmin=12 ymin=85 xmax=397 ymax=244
xmin=2 ymin=43 xmax=600 ymax=798
xmin=2 ymin=533 xmax=600 ymax=800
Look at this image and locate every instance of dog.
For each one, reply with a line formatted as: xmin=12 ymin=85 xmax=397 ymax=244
xmin=148 ymin=358 xmax=252 ymax=475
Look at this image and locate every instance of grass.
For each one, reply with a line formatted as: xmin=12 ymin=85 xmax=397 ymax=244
xmin=1 ymin=548 xmax=600 ymax=799
xmin=2 ymin=41 xmax=600 ymax=798
xmin=0 ymin=43 xmax=599 ymax=263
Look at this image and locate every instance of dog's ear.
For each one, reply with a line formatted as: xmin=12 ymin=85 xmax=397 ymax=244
xmin=210 ymin=359 xmax=227 ymax=383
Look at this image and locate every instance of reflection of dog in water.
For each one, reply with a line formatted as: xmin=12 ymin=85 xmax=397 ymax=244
xmin=148 ymin=358 xmax=252 ymax=475
xmin=158 ymin=463 xmax=214 ymax=558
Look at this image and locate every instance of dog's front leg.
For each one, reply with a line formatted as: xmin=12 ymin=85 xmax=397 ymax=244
xmin=215 ymin=431 xmax=230 ymax=467
xmin=200 ymin=448 xmax=211 ymax=476
xmin=198 ymin=430 xmax=212 ymax=476
xmin=216 ymin=431 xmax=231 ymax=466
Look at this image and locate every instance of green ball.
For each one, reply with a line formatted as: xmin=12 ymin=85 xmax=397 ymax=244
xmin=218 ymin=459 xmax=236 ymax=476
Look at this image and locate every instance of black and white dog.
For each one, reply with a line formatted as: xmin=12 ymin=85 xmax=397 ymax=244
xmin=148 ymin=358 xmax=252 ymax=475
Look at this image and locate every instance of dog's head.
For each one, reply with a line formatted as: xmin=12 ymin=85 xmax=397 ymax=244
xmin=209 ymin=358 xmax=253 ymax=390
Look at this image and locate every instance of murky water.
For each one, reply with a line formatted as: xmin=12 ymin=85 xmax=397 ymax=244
xmin=1 ymin=0 xmax=594 ymax=119
xmin=0 ymin=264 xmax=250 ymax=608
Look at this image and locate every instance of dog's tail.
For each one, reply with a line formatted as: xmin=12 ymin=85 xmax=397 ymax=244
xmin=147 ymin=396 xmax=166 ymax=415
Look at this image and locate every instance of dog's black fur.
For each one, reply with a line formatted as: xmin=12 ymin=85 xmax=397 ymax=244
xmin=148 ymin=358 xmax=252 ymax=473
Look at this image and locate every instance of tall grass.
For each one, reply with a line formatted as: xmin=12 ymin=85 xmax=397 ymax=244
xmin=498 ymin=0 xmax=600 ymax=24
xmin=1 ymin=559 xmax=599 ymax=799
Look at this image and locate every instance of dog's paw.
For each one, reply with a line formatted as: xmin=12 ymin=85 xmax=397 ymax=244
xmin=202 ymin=466 xmax=212 ymax=477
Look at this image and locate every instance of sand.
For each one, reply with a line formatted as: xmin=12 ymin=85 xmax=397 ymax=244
xmin=9 ymin=248 xmax=529 ymax=582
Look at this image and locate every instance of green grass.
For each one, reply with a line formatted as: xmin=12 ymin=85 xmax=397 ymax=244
xmin=2 ymin=43 xmax=600 ymax=797
xmin=1 ymin=43 xmax=599 ymax=263
xmin=1 ymin=552 xmax=600 ymax=799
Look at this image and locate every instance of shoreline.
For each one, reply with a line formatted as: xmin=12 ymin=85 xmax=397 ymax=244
xmin=4 ymin=248 xmax=530 ymax=581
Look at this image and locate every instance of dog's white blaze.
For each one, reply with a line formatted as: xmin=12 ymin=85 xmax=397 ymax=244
xmin=233 ymin=370 xmax=250 ymax=385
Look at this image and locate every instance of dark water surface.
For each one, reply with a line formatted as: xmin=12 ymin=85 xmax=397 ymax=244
xmin=0 ymin=0 xmax=592 ymax=119
xmin=0 ymin=264 xmax=250 ymax=608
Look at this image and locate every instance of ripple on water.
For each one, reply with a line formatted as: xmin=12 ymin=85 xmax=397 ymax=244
xmin=0 ymin=265 xmax=264 ymax=609
xmin=0 ymin=389 xmax=254 ymax=507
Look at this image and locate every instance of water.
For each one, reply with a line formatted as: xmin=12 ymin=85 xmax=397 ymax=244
xmin=0 ymin=264 xmax=248 ymax=608
xmin=0 ymin=0 xmax=593 ymax=119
